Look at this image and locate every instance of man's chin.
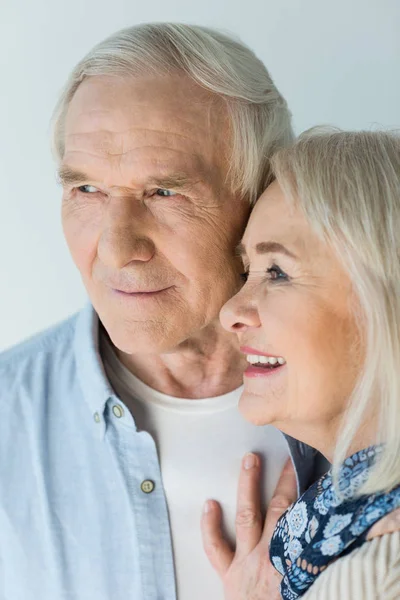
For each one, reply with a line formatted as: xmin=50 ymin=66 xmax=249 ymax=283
xmin=102 ymin=320 xmax=189 ymax=356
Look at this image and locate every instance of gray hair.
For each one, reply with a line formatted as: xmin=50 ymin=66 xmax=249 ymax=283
xmin=51 ymin=22 xmax=294 ymax=202
xmin=271 ymin=128 xmax=400 ymax=494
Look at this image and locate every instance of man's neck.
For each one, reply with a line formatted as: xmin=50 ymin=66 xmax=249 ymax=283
xmin=113 ymin=321 xmax=246 ymax=399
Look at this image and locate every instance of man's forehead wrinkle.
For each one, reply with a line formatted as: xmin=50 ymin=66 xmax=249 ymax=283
xmin=66 ymin=73 xmax=228 ymax=148
xmin=64 ymin=138 xmax=205 ymax=165
xmin=64 ymin=127 xmax=212 ymax=185
xmin=66 ymin=98 xmax=223 ymax=150
xmin=63 ymin=147 xmax=205 ymax=172
xmin=60 ymin=146 xmax=211 ymax=192
xmin=64 ymin=99 xmax=227 ymax=191
xmin=67 ymin=95 xmax=212 ymax=138
xmin=65 ymin=136 xmax=212 ymax=172
xmin=67 ymin=125 xmax=209 ymax=143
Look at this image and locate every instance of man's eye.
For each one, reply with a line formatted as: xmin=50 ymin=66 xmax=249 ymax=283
xmin=156 ymin=189 xmax=177 ymax=197
xmin=266 ymin=264 xmax=289 ymax=282
xmin=77 ymin=185 xmax=99 ymax=194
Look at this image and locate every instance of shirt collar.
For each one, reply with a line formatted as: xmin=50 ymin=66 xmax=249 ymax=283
xmin=73 ymin=303 xmax=114 ymax=429
xmin=72 ymin=302 xmax=324 ymax=489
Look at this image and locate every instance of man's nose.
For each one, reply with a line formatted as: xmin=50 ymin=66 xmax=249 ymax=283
xmin=219 ymin=288 xmax=261 ymax=333
xmin=97 ymin=201 xmax=155 ymax=269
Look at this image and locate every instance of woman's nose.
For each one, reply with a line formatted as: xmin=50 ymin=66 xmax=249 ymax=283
xmin=220 ymin=289 xmax=261 ymax=333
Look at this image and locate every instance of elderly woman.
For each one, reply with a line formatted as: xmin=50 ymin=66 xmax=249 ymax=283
xmin=201 ymin=129 xmax=400 ymax=599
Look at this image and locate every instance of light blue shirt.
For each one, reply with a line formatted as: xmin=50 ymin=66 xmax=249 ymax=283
xmin=0 ymin=304 xmax=319 ymax=600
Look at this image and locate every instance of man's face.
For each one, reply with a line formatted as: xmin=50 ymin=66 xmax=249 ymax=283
xmin=61 ymin=75 xmax=250 ymax=354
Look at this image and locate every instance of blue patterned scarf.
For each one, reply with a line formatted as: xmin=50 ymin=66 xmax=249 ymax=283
xmin=269 ymin=446 xmax=400 ymax=599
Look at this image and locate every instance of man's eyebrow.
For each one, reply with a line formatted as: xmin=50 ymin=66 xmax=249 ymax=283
xmin=235 ymin=241 xmax=297 ymax=259
xmin=149 ymin=174 xmax=199 ymax=190
xmin=235 ymin=242 xmax=247 ymax=257
xmin=56 ymin=167 xmax=199 ymax=190
xmin=57 ymin=166 xmax=91 ymax=186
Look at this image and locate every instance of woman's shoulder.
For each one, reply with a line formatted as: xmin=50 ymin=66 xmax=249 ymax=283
xmin=302 ymin=531 xmax=400 ymax=600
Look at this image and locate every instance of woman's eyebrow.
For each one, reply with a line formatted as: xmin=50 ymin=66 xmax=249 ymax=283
xmin=255 ymin=241 xmax=297 ymax=259
xmin=234 ymin=241 xmax=297 ymax=259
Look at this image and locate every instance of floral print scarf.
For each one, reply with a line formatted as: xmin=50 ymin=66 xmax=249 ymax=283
xmin=269 ymin=446 xmax=400 ymax=599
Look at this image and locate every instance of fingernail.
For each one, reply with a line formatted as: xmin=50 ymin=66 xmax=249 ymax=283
xmin=244 ymin=453 xmax=256 ymax=470
xmin=204 ymin=500 xmax=212 ymax=514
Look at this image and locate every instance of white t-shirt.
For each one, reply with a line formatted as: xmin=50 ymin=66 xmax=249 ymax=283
xmin=101 ymin=332 xmax=289 ymax=600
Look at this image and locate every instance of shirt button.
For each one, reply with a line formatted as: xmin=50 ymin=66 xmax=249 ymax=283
xmin=93 ymin=412 xmax=101 ymax=423
xmin=112 ymin=404 xmax=124 ymax=418
xmin=141 ymin=480 xmax=155 ymax=494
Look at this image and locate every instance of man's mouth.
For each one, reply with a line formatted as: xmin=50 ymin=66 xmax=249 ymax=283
xmin=112 ymin=286 xmax=173 ymax=297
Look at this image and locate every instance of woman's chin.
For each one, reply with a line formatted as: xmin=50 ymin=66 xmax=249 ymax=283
xmin=238 ymin=390 xmax=281 ymax=427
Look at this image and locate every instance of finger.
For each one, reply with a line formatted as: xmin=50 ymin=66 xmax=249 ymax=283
xmin=235 ymin=452 xmax=263 ymax=558
xmin=262 ymin=458 xmax=297 ymax=545
xmin=201 ymin=499 xmax=234 ymax=576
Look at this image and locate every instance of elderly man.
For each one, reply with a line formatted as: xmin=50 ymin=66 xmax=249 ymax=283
xmin=0 ymin=23 xmax=319 ymax=600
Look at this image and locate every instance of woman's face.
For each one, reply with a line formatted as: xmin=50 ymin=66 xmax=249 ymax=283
xmin=220 ymin=182 xmax=364 ymax=452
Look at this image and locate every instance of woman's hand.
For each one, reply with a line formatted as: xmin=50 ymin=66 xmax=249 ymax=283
xmin=201 ymin=454 xmax=297 ymax=600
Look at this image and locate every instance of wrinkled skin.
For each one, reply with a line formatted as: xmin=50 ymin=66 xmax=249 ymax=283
xmin=220 ymin=182 xmax=365 ymax=457
xmin=201 ymin=454 xmax=297 ymax=600
xmin=60 ymin=74 xmax=250 ymax=397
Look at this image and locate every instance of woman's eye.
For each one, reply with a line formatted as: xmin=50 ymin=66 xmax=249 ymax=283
xmin=240 ymin=271 xmax=249 ymax=283
xmin=77 ymin=185 xmax=99 ymax=194
xmin=266 ymin=264 xmax=289 ymax=282
xmin=156 ymin=189 xmax=177 ymax=197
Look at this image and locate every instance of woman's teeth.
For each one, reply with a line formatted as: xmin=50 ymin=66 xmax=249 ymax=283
xmin=246 ymin=354 xmax=286 ymax=366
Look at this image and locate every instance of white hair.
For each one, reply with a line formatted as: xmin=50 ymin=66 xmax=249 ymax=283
xmin=271 ymin=128 xmax=400 ymax=494
xmin=51 ymin=22 xmax=293 ymax=203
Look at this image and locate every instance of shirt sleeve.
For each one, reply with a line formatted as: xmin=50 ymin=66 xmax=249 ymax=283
xmin=301 ymin=531 xmax=400 ymax=600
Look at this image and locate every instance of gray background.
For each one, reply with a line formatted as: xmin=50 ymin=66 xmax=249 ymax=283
xmin=1 ymin=0 xmax=399 ymax=350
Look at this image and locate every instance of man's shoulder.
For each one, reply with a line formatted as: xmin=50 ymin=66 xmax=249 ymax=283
xmin=0 ymin=306 xmax=99 ymax=452
xmin=0 ymin=311 xmax=80 ymax=378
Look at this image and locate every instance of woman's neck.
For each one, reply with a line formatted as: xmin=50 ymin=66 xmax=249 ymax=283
xmin=275 ymin=413 xmax=377 ymax=463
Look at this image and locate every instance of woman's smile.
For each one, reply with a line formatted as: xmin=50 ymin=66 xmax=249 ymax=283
xmin=220 ymin=180 xmax=363 ymax=453
xmin=241 ymin=345 xmax=287 ymax=378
